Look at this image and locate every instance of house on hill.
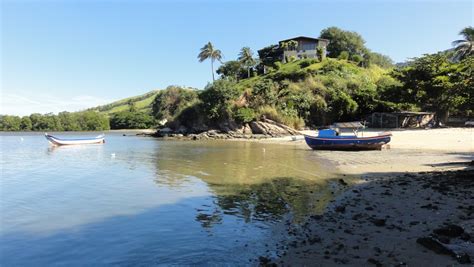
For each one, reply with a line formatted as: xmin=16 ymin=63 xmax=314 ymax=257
xmin=279 ymin=36 xmax=329 ymax=62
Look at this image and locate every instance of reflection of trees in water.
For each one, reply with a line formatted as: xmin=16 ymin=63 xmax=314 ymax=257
xmin=152 ymin=141 xmax=332 ymax=188
xmin=194 ymin=177 xmax=339 ymax=228
xmin=147 ymin=141 xmax=340 ymax=229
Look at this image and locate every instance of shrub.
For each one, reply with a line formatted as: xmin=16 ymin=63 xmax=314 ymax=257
xmin=152 ymin=86 xmax=198 ymax=121
xmin=351 ymin=54 xmax=363 ymax=64
xmin=338 ymin=51 xmax=349 ymax=60
xmin=234 ymin=107 xmax=256 ymax=123
xmin=299 ymin=58 xmax=318 ymax=68
xmin=110 ymin=111 xmax=155 ymax=129
xmin=199 ymin=79 xmax=241 ymax=122
xmin=249 ymin=79 xmax=278 ymax=108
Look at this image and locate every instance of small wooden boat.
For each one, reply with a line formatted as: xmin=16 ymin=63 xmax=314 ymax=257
xmin=304 ymin=122 xmax=391 ymax=151
xmin=45 ymin=133 xmax=105 ymax=146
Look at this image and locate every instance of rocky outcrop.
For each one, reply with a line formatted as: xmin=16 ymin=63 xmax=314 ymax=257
xmin=153 ymin=118 xmax=300 ymax=140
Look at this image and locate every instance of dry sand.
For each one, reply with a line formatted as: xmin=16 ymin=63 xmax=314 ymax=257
xmin=260 ymin=128 xmax=474 ymax=175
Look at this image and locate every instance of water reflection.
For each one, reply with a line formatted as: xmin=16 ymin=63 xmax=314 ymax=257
xmin=149 ymin=141 xmax=343 ymax=226
xmin=1 ymin=134 xmax=346 ymax=265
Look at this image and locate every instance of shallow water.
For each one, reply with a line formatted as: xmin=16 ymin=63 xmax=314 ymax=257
xmin=0 ymin=132 xmax=341 ymax=265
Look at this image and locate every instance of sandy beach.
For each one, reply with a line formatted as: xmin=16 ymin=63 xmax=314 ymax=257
xmin=254 ymin=128 xmax=474 ymax=265
xmin=258 ymin=127 xmax=474 ymax=175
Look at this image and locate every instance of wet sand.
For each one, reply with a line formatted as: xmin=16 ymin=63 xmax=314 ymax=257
xmin=255 ymin=128 xmax=474 ymax=265
xmin=262 ymin=168 xmax=474 ymax=266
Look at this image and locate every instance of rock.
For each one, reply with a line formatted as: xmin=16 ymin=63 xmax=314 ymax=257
xmin=416 ymin=237 xmax=453 ymax=255
xmin=258 ymin=256 xmax=276 ymax=266
xmin=433 ymin=224 xmax=464 ymax=237
xmin=371 ymin=219 xmax=386 ymax=227
xmin=367 ymin=258 xmax=382 ymax=266
xmin=177 ymin=125 xmax=187 ymax=134
xmin=460 ymin=232 xmax=471 ymax=241
xmin=249 ymin=119 xmax=299 ymax=136
xmin=338 ymin=179 xmax=348 ymax=186
xmin=456 ymin=253 xmax=471 ymax=264
xmin=335 ymin=205 xmax=346 ymax=213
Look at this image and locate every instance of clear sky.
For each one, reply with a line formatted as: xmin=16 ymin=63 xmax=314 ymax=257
xmin=1 ymin=0 xmax=472 ymax=115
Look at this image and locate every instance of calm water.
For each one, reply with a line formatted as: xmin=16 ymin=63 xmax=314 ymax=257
xmin=1 ymin=132 xmax=341 ymax=266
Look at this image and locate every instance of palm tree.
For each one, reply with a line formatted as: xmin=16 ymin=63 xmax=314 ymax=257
xmin=198 ymin=42 xmax=223 ymax=82
xmin=238 ymin=47 xmax=256 ymax=78
xmin=452 ymin=26 xmax=474 ymax=61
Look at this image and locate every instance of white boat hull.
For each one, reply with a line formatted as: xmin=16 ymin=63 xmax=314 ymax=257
xmin=45 ymin=133 xmax=105 ymax=146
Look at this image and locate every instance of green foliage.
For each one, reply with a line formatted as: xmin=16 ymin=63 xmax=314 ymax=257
xmin=320 ymin=27 xmax=367 ymax=58
xmin=338 ymin=51 xmax=349 ymax=60
xmin=198 ymin=41 xmax=223 ymax=81
xmin=257 ymin=45 xmax=282 ymax=71
xmin=238 ymin=47 xmax=257 ymax=78
xmin=351 ymin=54 xmax=363 ymax=64
xmin=299 ymin=58 xmax=319 ymax=68
xmin=249 ymin=79 xmax=278 ymax=108
xmin=89 ymin=90 xmax=159 ymax=115
xmin=152 ymin=86 xmax=199 ymax=121
xmin=1 ymin=111 xmax=109 ymax=131
xmin=110 ymin=111 xmax=155 ymax=129
xmin=280 ymin=40 xmax=299 ymax=51
xmin=0 ymin=115 xmax=21 ymax=131
xmin=234 ymin=107 xmax=256 ymax=123
xmin=316 ymin=46 xmax=326 ymax=61
xmin=389 ymin=53 xmax=473 ymax=120
xmin=75 ymin=111 xmax=110 ymax=131
xmin=369 ymin=52 xmax=394 ymax=68
xmin=20 ymin=116 xmax=32 ymax=130
xmin=452 ymin=26 xmax=474 ymax=61
xmin=216 ymin=60 xmax=247 ymax=80
xmin=199 ymin=79 xmax=241 ymax=122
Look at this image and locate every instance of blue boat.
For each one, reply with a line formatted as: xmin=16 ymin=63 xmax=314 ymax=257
xmin=304 ymin=128 xmax=392 ymax=151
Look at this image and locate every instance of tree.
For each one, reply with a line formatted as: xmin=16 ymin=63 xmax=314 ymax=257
xmin=20 ymin=116 xmax=32 ymax=131
xmin=338 ymin=51 xmax=349 ymax=60
xmin=238 ymin=47 xmax=256 ymax=78
xmin=257 ymin=44 xmax=282 ymax=70
xmin=152 ymin=86 xmax=199 ymax=121
xmin=199 ymin=79 xmax=240 ymax=121
xmin=320 ymin=27 xmax=367 ymax=58
xmin=216 ymin=60 xmax=246 ymax=81
xmin=452 ymin=26 xmax=474 ymax=61
xmin=198 ymin=42 xmax=223 ymax=82
xmin=369 ymin=52 xmax=393 ymax=68
xmin=390 ymin=53 xmax=473 ymax=123
xmin=0 ymin=115 xmax=21 ymax=131
xmin=110 ymin=111 xmax=155 ymax=129
xmin=316 ymin=46 xmax=326 ymax=61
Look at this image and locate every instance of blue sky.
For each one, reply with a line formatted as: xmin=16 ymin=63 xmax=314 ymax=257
xmin=1 ymin=0 xmax=472 ymax=115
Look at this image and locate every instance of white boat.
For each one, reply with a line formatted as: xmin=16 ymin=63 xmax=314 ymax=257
xmin=45 ymin=133 xmax=105 ymax=146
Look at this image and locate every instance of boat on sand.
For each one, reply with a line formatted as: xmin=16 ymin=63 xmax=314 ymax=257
xmin=44 ymin=133 xmax=105 ymax=146
xmin=304 ymin=122 xmax=391 ymax=151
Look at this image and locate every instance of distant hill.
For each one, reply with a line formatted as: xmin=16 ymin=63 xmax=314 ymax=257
xmin=88 ymin=90 xmax=160 ymax=115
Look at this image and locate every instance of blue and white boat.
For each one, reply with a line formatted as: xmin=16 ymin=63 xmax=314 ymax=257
xmin=45 ymin=133 xmax=105 ymax=146
xmin=304 ymin=122 xmax=391 ymax=151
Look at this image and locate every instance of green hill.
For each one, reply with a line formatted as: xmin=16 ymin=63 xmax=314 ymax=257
xmin=88 ymin=90 xmax=161 ymax=115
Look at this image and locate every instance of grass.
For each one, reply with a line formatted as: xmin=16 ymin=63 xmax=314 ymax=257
xmin=89 ymin=90 xmax=160 ymax=115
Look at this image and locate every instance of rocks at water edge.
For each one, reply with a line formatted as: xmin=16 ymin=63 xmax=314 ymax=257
xmin=153 ymin=118 xmax=300 ymax=140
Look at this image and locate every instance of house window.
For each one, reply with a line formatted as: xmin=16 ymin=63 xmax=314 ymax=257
xmin=301 ymin=43 xmax=316 ymax=51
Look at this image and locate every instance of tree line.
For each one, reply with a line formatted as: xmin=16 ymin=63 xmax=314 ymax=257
xmin=0 ymin=111 xmax=110 ymax=131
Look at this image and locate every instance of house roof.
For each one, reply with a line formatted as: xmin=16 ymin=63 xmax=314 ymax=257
xmin=279 ymin=36 xmax=329 ymax=43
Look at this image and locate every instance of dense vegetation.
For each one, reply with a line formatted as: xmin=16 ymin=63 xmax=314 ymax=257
xmin=1 ymin=26 xmax=472 ymax=131
xmin=0 ymin=111 xmax=110 ymax=131
xmin=153 ymin=26 xmax=471 ymax=132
